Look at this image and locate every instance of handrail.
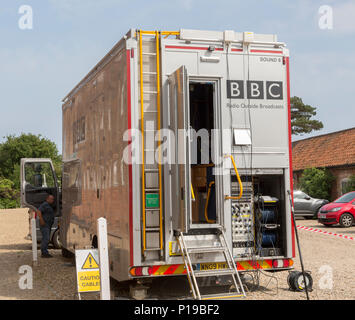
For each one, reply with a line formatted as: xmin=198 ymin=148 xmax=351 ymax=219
xmin=225 ymin=155 xmax=243 ymax=200
xmin=204 ymin=181 xmax=216 ymax=223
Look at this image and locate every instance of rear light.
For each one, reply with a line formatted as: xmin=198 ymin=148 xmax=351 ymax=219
xmin=272 ymin=259 xmax=293 ymax=268
xmin=130 ymin=266 xmax=153 ymax=277
xmin=272 ymin=259 xmax=282 ymax=268
xmin=283 ymin=259 xmax=290 ymax=268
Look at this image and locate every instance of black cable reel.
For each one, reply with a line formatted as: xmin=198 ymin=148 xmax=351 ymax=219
xmin=287 ymin=271 xmax=313 ymax=292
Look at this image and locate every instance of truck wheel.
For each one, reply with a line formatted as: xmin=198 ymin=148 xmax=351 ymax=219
xmin=61 ymin=247 xmax=74 ymax=258
xmin=52 ymin=229 xmax=62 ymax=249
xmin=339 ymin=213 xmax=353 ymax=228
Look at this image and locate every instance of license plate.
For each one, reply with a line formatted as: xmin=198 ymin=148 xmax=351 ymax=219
xmin=320 ymin=214 xmax=327 ymax=219
xmin=199 ymin=262 xmax=228 ymax=271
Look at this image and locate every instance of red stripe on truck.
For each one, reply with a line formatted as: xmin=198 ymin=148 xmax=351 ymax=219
xmin=250 ymin=49 xmax=283 ymax=54
xmin=285 ymin=56 xmax=296 ymax=258
xmin=127 ymin=49 xmax=134 ymax=266
xmin=165 ymin=45 xmax=224 ymax=51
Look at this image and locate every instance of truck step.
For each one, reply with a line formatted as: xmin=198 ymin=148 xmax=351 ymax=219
xmin=186 ymin=247 xmax=225 ymax=254
xmin=194 ymin=269 xmax=235 ymax=277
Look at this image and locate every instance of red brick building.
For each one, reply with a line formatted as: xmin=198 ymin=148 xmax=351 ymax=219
xmin=292 ymin=127 xmax=355 ymax=200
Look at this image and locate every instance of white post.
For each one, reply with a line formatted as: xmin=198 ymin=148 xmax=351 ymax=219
xmin=31 ymin=218 xmax=38 ymax=266
xmin=97 ymin=217 xmax=110 ymax=300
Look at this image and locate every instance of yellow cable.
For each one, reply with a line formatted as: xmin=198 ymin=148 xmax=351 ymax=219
xmin=225 ymin=155 xmax=243 ymax=200
xmin=191 ymin=184 xmax=195 ymax=201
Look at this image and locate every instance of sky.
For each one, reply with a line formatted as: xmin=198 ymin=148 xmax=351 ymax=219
xmin=1 ymin=0 xmax=354 ymax=152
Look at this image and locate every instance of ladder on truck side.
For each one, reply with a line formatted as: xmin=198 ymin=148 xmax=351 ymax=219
xmin=177 ymin=229 xmax=246 ymax=300
xmin=138 ymin=30 xmax=181 ymax=259
xmin=138 ymin=31 xmax=179 ymax=258
xmin=139 ymin=30 xmax=163 ymax=258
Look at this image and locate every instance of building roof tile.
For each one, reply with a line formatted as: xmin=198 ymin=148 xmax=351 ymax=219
xmin=292 ymin=127 xmax=355 ymax=171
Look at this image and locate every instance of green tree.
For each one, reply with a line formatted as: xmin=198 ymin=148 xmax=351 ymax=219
xmin=0 ymin=134 xmax=62 ymax=208
xmin=0 ymin=134 xmax=61 ymax=179
xmin=291 ymin=96 xmax=324 ymax=135
xmin=299 ymin=167 xmax=335 ymax=200
xmin=0 ymin=178 xmax=19 ymax=209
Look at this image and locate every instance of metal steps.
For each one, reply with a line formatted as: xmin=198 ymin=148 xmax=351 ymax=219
xmin=187 ymin=246 xmax=225 ymax=254
xmin=201 ymin=293 xmax=245 ymax=300
xmin=177 ymin=228 xmax=246 ymax=300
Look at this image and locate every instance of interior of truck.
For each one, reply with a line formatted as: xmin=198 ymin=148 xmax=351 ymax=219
xmin=189 ymin=81 xmax=218 ymax=225
xmin=252 ymin=174 xmax=286 ymax=257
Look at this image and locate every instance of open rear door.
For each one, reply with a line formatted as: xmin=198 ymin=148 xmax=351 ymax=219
xmin=20 ymin=158 xmax=60 ymax=215
xmin=169 ymin=66 xmax=191 ymax=233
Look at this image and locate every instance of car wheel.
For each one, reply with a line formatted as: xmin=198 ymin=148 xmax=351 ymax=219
xmin=339 ymin=213 xmax=354 ymax=228
xmin=52 ymin=229 xmax=62 ymax=249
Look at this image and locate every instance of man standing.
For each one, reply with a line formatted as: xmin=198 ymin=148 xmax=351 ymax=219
xmin=37 ymin=194 xmax=55 ymax=258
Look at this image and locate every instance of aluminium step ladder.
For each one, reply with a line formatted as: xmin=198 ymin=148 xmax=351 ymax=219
xmin=177 ymin=229 xmax=246 ymax=300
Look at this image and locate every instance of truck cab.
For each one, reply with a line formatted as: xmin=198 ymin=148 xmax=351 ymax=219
xmin=20 ymin=158 xmax=62 ymax=249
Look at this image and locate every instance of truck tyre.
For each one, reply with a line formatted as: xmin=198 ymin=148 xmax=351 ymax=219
xmin=61 ymin=247 xmax=74 ymax=258
xmin=339 ymin=213 xmax=354 ymax=228
xmin=52 ymin=229 xmax=62 ymax=249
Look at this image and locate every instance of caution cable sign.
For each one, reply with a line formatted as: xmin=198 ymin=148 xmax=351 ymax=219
xmin=75 ymin=249 xmax=101 ymax=293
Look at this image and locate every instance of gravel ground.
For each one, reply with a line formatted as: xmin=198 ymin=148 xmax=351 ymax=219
xmin=245 ymin=217 xmax=355 ymax=300
xmin=0 ymin=208 xmax=93 ymax=300
xmin=0 ymin=209 xmax=354 ymax=300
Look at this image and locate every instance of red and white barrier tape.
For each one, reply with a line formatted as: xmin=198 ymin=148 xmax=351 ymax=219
xmin=297 ymin=225 xmax=355 ymax=241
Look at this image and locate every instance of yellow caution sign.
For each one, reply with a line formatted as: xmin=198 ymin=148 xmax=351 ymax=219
xmin=75 ymin=249 xmax=101 ymax=293
xmin=82 ymin=253 xmax=100 ymax=269
xmin=77 ymin=271 xmax=101 ymax=292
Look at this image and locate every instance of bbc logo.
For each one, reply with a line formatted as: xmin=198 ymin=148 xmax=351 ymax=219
xmin=227 ymin=80 xmax=283 ymax=100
